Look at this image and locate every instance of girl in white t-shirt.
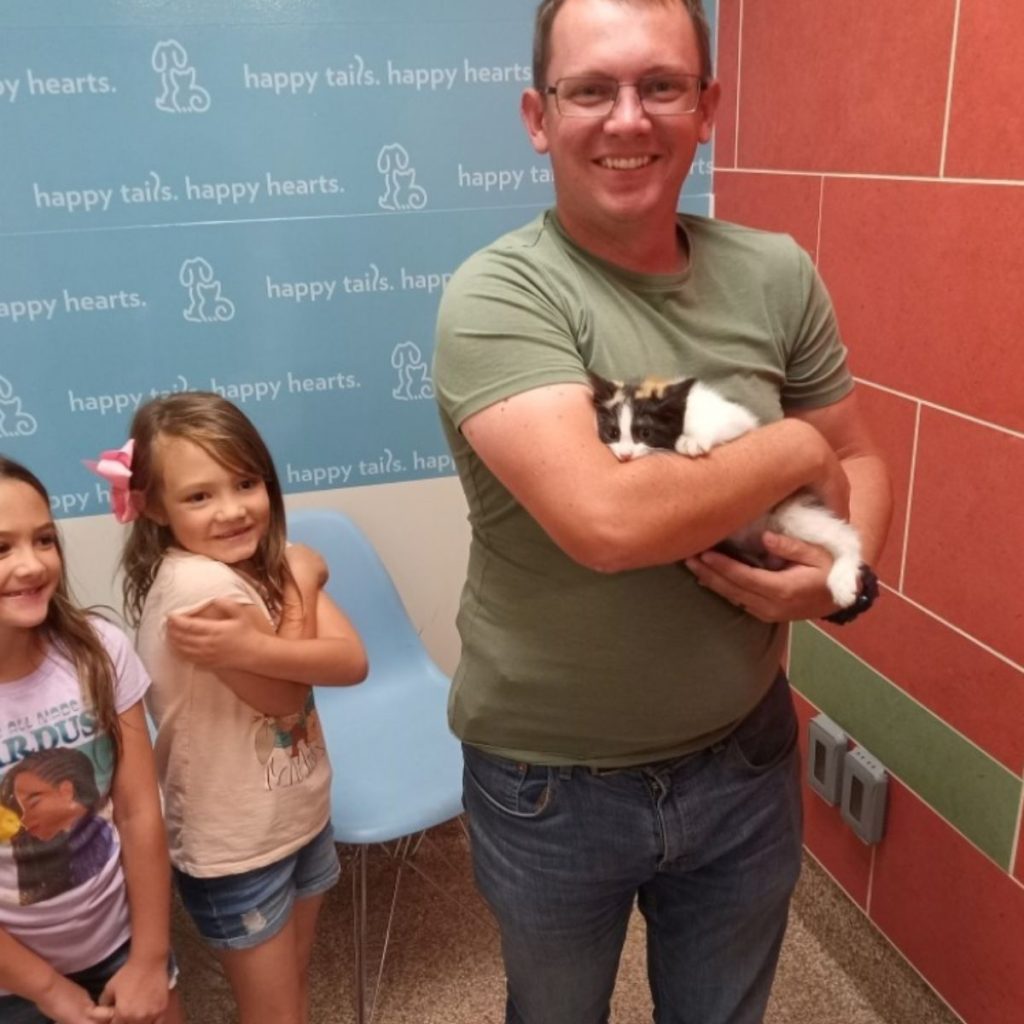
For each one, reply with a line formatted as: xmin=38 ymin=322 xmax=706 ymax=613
xmin=0 ymin=456 xmax=182 ymax=1024
xmin=101 ymin=393 xmax=366 ymax=1024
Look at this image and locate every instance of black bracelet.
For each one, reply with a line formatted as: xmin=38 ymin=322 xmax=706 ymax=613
xmin=822 ymin=564 xmax=879 ymax=625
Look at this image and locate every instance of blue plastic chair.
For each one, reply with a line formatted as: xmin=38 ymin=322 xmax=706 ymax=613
xmin=287 ymin=508 xmax=465 ymax=1024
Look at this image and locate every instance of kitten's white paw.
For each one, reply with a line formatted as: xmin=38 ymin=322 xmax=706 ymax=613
xmin=675 ymin=436 xmax=710 ymax=457
xmin=827 ymin=565 xmax=860 ymax=608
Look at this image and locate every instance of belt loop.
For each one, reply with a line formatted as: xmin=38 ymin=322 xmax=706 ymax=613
xmin=558 ymin=765 xmax=573 ymax=780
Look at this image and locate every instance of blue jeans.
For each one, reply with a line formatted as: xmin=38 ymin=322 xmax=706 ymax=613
xmin=462 ymin=672 xmax=803 ymax=1024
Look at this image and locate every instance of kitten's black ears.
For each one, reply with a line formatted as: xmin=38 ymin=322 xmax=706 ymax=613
xmin=587 ymin=370 xmax=618 ymax=402
xmin=660 ymin=378 xmax=697 ymax=405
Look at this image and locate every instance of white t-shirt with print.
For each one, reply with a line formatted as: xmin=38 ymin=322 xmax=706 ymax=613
xmin=0 ymin=618 xmax=149 ymax=989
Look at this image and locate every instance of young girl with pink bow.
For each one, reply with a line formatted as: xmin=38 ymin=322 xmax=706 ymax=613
xmin=0 ymin=456 xmax=182 ymax=1024
xmin=90 ymin=393 xmax=366 ymax=1024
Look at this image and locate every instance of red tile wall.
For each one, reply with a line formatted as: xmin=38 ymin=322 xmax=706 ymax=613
xmin=946 ymin=0 xmax=1024 ymax=180
xmin=871 ymin=783 xmax=1024 ymax=1024
xmin=715 ymin=2 xmax=1024 ymax=1017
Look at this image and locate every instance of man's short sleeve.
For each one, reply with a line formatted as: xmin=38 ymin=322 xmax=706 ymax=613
xmin=781 ymin=247 xmax=853 ymax=410
xmin=434 ymin=244 xmax=588 ymax=430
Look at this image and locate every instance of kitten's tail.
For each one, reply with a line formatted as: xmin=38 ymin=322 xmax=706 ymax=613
xmin=771 ymin=496 xmax=863 ymax=608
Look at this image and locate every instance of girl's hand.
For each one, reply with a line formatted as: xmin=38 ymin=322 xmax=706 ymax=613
xmin=94 ymin=956 xmax=169 ymax=1024
xmin=167 ymin=598 xmax=258 ymax=669
xmin=33 ymin=973 xmax=107 ymax=1024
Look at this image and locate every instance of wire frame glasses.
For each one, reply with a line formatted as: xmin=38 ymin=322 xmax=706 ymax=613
xmin=544 ymin=74 xmax=706 ymax=117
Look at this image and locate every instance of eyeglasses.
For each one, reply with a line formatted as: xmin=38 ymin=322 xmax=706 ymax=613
xmin=544 ymin=74 xmax=706 ymax=118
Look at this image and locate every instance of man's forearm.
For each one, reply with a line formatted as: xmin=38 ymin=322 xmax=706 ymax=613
xmin=842 ymin=452 xmax=893 ymax=567
xmin=583 ymin=418 xmax=845 ymax=572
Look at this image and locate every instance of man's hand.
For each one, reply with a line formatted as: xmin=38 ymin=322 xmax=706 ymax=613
xmin=685 ymin=531 xmax=843 ymax=623
xmin=32 ymin=972 xmax=107 ymax=1024
xmin=166 ymin=599 xmax=258 ymax=670
xmin=94 ymin=957 xmax=168 ymax=1024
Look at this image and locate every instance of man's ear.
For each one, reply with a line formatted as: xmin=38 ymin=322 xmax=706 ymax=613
xmin=521 ymin=88 xmax=551 ymax=155
xmin=696 ymin=79 xmax=721 ymax=146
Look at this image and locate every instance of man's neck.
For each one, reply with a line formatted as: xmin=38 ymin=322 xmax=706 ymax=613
xmin=556 ymin=210 xmax=687 ymax=275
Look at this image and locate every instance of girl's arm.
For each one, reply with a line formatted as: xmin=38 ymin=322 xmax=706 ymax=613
xmin=169 ymin=601 xmax=313 ymax=716
xmin=0 ymin=928 xmax=104 ymax=1024
xmin=166 ymin=595 xmax=367 ymax=690
xmin=97 ymin=700 xmax=170 ymax=1024
xmin=278 ymin=543 xmax=326 ymax=642
xmin=166 ymin=544 xmax=367 ymax=714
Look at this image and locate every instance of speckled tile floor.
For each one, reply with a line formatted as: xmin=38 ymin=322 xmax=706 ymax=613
xmin=173 ymin=821 xmax=960 ymax=1023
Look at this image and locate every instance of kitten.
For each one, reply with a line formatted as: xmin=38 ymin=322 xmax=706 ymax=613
xmin=590 ymin=372 xmax=862 ymax=608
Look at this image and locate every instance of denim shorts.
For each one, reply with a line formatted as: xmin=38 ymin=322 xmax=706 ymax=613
xmin=0 ymin=939 xmax=179 ymax=1024
xmin=174 ymin=821 xmax=341 ymax=951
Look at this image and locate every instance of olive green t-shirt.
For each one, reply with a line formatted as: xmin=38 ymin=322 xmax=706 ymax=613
xmin=434 ymin=211 xmax=852 ymax=767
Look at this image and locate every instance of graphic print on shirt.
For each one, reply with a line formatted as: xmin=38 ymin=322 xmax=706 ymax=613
xmin=0 ymin=702 xmax=116 ymax=906
xmin=253 ymin=690 xmax=326 ymax=790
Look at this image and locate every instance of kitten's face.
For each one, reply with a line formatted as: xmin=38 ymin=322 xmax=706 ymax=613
xmin=590 ymin=374 xmax=691 ymax=461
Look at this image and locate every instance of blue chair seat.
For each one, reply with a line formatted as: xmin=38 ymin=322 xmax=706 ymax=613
xmin=314 ymin=661 xmax=461 ymax=844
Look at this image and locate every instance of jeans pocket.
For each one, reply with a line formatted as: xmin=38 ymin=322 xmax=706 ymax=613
xmin=463 ymin=745 xmax=555 ymax=819
xmin=726 ymin=673 xmax=798 ymax=776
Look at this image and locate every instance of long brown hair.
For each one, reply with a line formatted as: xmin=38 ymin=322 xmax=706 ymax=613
xmin=0 ymin=457 xmax=122 ymax=761
xmin=121 ymin=392 xmax=293 ymax=626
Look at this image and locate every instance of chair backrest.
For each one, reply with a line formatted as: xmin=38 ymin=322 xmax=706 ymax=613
xmin=287 ymin=508 xmax=444 ymax=685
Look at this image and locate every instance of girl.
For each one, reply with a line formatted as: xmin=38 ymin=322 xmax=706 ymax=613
xmin=0 ymin=456 xmax=181 ymax=1024
xmin=108 ymin=393 xmax=367 ymax=1024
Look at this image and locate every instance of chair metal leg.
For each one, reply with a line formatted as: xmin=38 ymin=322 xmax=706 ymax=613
xmin=352 ymin=845 xmax=367 ymax=1024
xmin=347 ymin=823 xmax=485 ymax=1022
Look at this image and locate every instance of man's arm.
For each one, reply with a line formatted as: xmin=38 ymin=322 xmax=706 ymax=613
xmin=685 ymin=389 xmax=893 ymax=622
xmin=792 ymin=391 xmax=892 ymax=565
xmin=461 ymin=381 xmax=850 ymax=572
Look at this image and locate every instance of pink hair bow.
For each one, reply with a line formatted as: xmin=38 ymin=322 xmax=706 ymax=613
xmin=84 ymin=440 xmax=139 ymax=524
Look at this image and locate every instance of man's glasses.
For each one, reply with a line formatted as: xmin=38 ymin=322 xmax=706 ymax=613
xmin=544 ymin=74 xmax=706 ymax=118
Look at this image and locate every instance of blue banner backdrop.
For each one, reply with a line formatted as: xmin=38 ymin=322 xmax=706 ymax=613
xmin=0 ymin=0 xmax=716 ymax=519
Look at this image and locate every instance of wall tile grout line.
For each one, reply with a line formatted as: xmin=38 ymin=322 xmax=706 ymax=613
xmin=865 ymin=843 xmax=877 ymax=917
xmin=1010 ymin=782 xmax=1024 ymax=883
xmin=714 ymin=166 xmax=1024 ymax=188
xmin=733 ymin=0 xmax=744 ymax=169
xmin=939 ymin=0 xmax=963 ymax=178
xmin=853 ymin=376 xmax=1024 ymax=442
xmin=814 ymin=175 xmax=825 ymax=265
xmin=875 ymin=582 xmax=1024 ymax=676
xmin=897 ymin=401 xmax=922 ymax=593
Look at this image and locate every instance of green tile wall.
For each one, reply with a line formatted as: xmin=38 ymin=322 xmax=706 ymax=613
xmin=790 ymin=623 xmax=1021 ymax=868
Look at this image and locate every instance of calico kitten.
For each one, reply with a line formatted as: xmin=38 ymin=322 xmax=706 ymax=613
xmin=590 ymin=372 xmax=862 ymax=608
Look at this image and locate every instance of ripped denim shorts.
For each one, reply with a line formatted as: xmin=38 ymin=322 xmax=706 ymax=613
xmin=173 ymin=821 xmax=340 ymax=951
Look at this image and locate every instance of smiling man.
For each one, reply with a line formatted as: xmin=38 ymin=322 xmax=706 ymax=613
xmin=433 ymin=2 xmax=892 ymax=1021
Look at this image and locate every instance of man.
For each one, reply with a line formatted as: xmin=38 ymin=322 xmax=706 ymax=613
xmin=433 ymin=1 xmax=892 ymax=1021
